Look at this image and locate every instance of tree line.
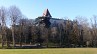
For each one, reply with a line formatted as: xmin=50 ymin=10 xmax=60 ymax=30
xmin=0 ymin=6 xmax=97 ymax=48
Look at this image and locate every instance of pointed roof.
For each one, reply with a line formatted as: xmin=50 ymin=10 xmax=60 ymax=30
xmin=43 ymin=9 xmax=52 ymax=17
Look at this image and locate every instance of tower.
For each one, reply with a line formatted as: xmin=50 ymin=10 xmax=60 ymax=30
xmin=36 ymin=9 xmax=51 ymax=28
xmin=43 ymin=9 xmax=52 ymax=18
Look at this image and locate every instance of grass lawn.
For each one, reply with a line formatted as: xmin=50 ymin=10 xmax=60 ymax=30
xmin=0 ymin=48 xmax=97 ymax=54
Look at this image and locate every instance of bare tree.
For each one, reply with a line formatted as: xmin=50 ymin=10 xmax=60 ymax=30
xmin=0 ymin=7 xmax=7 ymax=48
xmin=72 ymin=20 xmax=80 ymax=47
xmin=75 ymin=16 xmax=92 ymax=47
xmin=18 ymin=17 xmax=28 ymax=46
xmin=9 ymin=6 xmax=22 ymax=47
xmin=90 ymin=15 xmax=97 ymax=47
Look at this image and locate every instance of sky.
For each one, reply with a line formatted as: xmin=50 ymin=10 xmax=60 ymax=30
xmin=0 ymin=0 xmax=97 ymax=20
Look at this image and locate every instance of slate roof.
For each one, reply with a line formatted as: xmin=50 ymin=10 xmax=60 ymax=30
xmin=43 ymin=9 xmax=52 ymax=17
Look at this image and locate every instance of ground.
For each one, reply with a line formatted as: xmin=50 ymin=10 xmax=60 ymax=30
xmin=0 ymin=48 xmax=97 ymax=54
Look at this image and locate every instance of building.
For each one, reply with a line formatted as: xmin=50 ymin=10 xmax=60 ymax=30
xmin=35 ymin=9 xmax=66 ymax=28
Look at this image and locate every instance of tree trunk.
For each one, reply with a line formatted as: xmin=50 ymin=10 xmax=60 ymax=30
xmin=1 ymin=35 xmax=4 ymax=48
xmin=12 ymin=24 xmax=15 ymax=47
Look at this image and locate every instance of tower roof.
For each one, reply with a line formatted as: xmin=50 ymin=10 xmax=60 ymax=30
xmin=43 ymin=9 xmax=52 ymax=17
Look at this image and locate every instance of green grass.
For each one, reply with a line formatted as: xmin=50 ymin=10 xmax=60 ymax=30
xmin=0 ymin=48 xmax=97 ymax=54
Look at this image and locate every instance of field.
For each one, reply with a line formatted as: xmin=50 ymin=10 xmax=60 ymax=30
xmin=0 ymin=48 xmax=97 ymax=54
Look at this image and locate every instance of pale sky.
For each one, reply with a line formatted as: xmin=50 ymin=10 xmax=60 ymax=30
xmin=0 ymin=0 xmax=97 ymax=20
